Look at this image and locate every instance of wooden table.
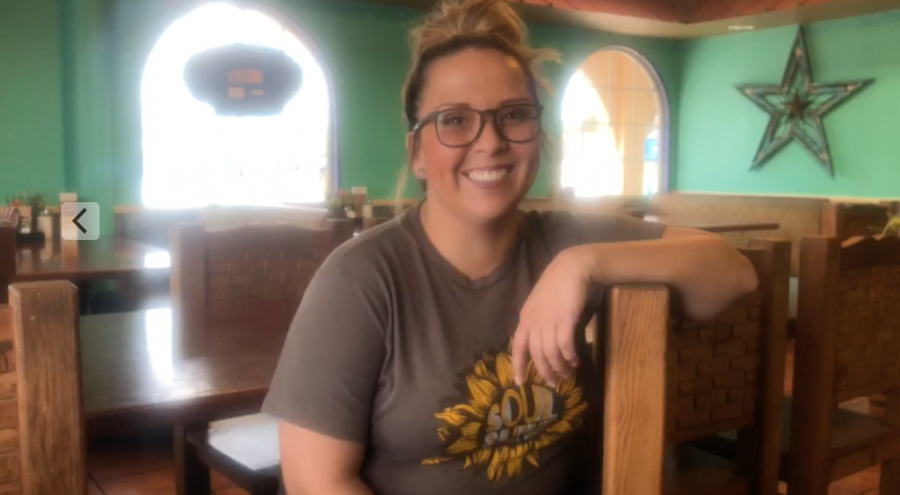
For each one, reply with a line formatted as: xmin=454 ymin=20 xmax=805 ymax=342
xmin=644 ymin=216 xmax=780 ymax=234
xmin=81 ymin=308 xmax=282 ymax=436
xmin=14 ymin=237 xmax=170 ymax=283
xmin=81 ymin=307 xmax=285 ymax=494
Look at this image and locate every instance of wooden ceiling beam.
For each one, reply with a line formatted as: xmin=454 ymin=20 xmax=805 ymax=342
xmin=346 ymin=0 xmax=900 ymax=38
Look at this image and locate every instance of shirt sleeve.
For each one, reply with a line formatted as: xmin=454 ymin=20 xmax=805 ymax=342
xmin=262 ymin=249 xmax=387 ymax=443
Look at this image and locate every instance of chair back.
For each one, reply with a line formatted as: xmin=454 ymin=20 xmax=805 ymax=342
xmin=198 ymin=205 xmax=328 ymax=230
xmin=821 ymin=202 xmax=890 ymax=240
xmin=0 ymin=228 xmax=14 ymax=304
xmin=170 ymin=223 xmax=333 ymax=334
xmin=601 ymin=240 xmax=790 ymax=495
xmin=1 ymin=281 xmax=86 ymax=494
xmin=790 ymin=235 xmax=900 ymax=489
xmin=798 ymin=235 xmax=900 ymax=403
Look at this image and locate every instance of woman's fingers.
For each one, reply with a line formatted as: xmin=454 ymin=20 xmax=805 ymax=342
xmin=511 ymin=325 xmax=530 ymax=386
xmin=556 ymin=320 xmax=579 ymax=367
xmin=542 ymin=325 xmax=569 ymax=380
xmin=529 ymin=332 xmax=556 ymax=387
xmin=513 ymin=314 xmax=579 ymax=387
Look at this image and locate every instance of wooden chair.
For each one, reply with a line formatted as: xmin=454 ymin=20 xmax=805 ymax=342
xmin=169 ymin=222 xmax=335 ymax=495
xmin=0 ymin=281 xmax=86 ymax=494
xmin=821 ymin=203 xmax=890 ymax=240
xmin=170 ymin=222 xmax=333 ymax=333
xmin=601 ymin=239 xmax=790 ymax=495
xmin=0 ymin=228 xmax=14 ymax=304
xmin=785 ymin=235 xmax=900 ymax=495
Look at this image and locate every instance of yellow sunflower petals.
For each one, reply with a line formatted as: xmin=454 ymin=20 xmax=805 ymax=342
xmin=437 ymin=427 xmax=450 ymax=442
xmin=557 ymin=375 xmax=576 ymax=395
xmin=487 ymin=446 xmax=510 ymax=482
xmin=564 ymin=386 xmax=583 ymax=410
xmin=563 ymin=402 xmax=588 ymax=422
xmin=473 ymin=360 xmax=490 ymax=379
xmin=506 ymin=452 xmax=523 ymax=478
xmin=546 ymin=420 xmax=572 ymax=436
xmin=534 ymin=434 xmax=560 ymax=450
xmin=461 ymin=422 xmax=482 ymax=439
xmin=466 ymin=375 xmax=498 ymax=408
xmin=456 ymin=402 xmax=487 ymax=418
xmin=495 ymin=352 xmax=515 ymax=388
xmin=435 ymin=408 xmax=468 ymax=427
xmin=474 ymin=448 xmax=492 ymax=465
xmin=421 ymin=457 xmax=452 ymax=465
xmin=447 ymin=437 xmax=479 ymax=455
xmin=526 ymin=452 xmax=540 ymax=467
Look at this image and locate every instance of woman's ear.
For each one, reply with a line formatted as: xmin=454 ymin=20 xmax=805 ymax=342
xmin=406 ymin=132 xmax=422 ymax=169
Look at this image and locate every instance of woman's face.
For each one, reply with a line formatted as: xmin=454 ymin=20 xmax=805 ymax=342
xmin=408 ymin=48 xmax=541 ymax=225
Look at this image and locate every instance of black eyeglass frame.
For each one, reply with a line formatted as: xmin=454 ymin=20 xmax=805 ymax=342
xmin=410 ymin=103 xmax=544 ymax=148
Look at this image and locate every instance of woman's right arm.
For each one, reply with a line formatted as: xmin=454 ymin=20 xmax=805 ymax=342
xmin=279 ymin=422 xmax=372 ymax=495
xmin=261 ymin=248 xmax=389 ymax=495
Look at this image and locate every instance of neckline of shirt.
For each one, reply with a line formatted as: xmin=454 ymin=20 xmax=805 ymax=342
xmin=401 ymin=201 xmax=526 ymax=291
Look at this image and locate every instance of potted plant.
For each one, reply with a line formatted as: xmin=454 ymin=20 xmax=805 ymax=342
xmin=23 ymin=193 xmax=45 ymax=234
xmin=326 ymin=189 xmax=352 ymax=219
xmin=4 ymin=192 xmax=45 ymax=243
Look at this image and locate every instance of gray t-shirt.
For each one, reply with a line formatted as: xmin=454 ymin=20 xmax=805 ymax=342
xmin=262 ymin=205 xmax=666 ymax=495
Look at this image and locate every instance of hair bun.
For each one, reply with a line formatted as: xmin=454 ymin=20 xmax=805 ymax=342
xmin=410 ymin=0 xmax=526 ymax=58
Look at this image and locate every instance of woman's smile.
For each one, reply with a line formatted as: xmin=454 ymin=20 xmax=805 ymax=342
xmin=461 ymin=165 xmax=516 ymax=190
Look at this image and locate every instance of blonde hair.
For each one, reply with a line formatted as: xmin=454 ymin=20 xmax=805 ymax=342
xmin=392 ymin=0 xmax=558 ymax=209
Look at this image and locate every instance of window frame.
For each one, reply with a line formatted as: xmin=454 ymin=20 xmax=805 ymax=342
xmin=557 ymin=45 xmax=670 ymax=198
xmin=139 ymin=1 xmax=339 ymax=208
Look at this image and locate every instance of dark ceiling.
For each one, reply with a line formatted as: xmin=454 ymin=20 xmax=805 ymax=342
xmin=353 ymin=0 xmax=900 ymax=38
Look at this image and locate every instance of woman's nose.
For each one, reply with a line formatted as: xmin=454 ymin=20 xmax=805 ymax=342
xmin=472 ymin=117 xmax=509 ymax=153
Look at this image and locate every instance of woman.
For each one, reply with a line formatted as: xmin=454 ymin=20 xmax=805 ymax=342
xmin=263 ymin=1 xmax=757 ymax=494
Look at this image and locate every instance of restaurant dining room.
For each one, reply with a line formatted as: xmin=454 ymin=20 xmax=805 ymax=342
xmin=2 ymin=0 xmax=900 ymax=494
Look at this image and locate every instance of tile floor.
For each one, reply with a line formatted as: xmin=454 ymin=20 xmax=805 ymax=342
xmin=87 ymin=433 xmax=252 ymax=495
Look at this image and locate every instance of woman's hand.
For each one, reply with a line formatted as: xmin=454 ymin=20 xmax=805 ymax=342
xmin=512 ymin=248 xmax=590 ymax=387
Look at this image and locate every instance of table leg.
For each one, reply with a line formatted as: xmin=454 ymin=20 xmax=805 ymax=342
xmin=175 ymin=423 xmax=211 ymax=495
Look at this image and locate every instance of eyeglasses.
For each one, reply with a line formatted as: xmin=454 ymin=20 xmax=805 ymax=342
xmin=412 ymin=103 xmax=543 ymax=148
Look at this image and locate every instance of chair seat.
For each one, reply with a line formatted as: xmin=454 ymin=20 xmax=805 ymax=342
xmin=187 ymin=413 xmax=281 ymax=495
xmin=694 ymin=398 xmax=891 ymax=479
xmin=667 ymin=446 xmax=749 ymax=495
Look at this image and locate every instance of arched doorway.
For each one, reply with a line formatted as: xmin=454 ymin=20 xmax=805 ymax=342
xmin=560 ymin=48 xmax=668 ymax=198
xmin=140 ymin=3 xmax=332 ymax=208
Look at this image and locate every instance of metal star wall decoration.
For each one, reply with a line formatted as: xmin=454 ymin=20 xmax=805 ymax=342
xmin=736 ymin=26 xmax=874 ymax=176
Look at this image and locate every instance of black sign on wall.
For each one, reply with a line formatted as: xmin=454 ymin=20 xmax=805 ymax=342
xmin=183 ymin=44 xmax=304 ymax=116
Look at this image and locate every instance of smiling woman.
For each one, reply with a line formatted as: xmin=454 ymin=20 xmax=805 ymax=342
xmin=140 ymin=3 xmax=332 ymax=208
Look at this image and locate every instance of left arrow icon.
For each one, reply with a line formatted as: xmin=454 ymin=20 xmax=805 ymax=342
xmin=73 ymin=208 xmax=88 ymax=234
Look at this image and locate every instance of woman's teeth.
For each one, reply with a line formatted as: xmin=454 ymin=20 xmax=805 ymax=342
xmin=466 ymin=169 xmax=508 ymax=182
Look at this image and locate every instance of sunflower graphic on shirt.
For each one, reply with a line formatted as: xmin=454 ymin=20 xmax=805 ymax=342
xmin=421 ymin=350 xmax=588 ymax=482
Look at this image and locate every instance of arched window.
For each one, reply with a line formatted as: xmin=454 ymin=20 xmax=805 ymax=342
xmin=141 ymin=3 xmax=332 ymax=208
xmin=560 ymin=48 xmax=667 ymax=198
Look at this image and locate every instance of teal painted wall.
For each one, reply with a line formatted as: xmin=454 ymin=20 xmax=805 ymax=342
xmin=0 ymin=0 xmax=67 ymax=201
xmin=1 ymin=0 xmax=681 ymax=227
xmin=677 ymin=11 xmax=900 ymax=198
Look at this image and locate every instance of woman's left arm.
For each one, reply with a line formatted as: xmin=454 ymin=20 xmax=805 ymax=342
xmin=512 ymin=227 xmax=759 ymax=386
xmin=576 ymin=227 xmax=759 ymax=319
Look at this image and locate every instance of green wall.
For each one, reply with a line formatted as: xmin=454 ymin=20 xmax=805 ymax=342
xmin=0 ymin=0 xmax=67 ymax=201
xmin=677 ymin=10 xmax=900 ymax=198
xmin=1 ymin=0 xmax=682 ymax=226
